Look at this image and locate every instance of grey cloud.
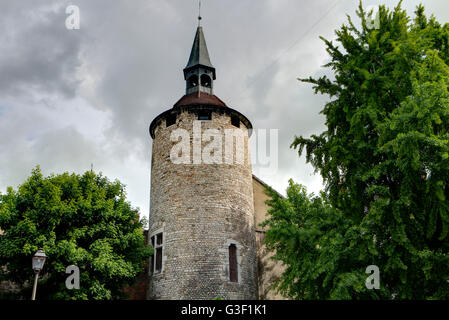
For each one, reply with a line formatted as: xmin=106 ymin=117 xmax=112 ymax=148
xmin=0 ymin=1 xmax=83 ymax=99
xmin=1 ymin=0 xmax=449 ymax=217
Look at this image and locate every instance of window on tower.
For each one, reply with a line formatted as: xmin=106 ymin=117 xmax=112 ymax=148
xmin=201 ymin=74 xmax=211 ymax=88
xmin=166 ymin=113 xmax=176 ymax=127
xmin=231 ymin=115 xmax=240 ymax=128
xmin=188 ymin=75 xmax=198 ymax=88
xmin=229 ymin=244 xmax=238 ymax=282
xmin=150 ymin=232 xmax=164 ymax=274
xmin=198 ymin=110 xmax=211 ymax=121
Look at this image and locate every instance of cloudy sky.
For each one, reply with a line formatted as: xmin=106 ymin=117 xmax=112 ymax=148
xmin=1 ymin=0 xmax=448 ymax=220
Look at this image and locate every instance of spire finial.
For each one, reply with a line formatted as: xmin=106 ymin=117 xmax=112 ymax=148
xmin=198 ymin=0 xmax=202 ymax=26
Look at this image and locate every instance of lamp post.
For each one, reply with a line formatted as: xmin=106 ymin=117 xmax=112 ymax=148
xmin=31 ymin=248 xmax=47 ymax=300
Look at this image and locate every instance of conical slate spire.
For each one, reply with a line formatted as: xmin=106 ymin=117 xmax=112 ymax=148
xmin=184 ymin=26 xmax=216 ymax=80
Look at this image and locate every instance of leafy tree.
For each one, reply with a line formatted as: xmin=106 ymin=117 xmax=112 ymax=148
xmin=0 ymin=167 xmax=151 ymax=300
xmin=263 ymin=1 xmax=449 ymax=299
xmin=262 ymin=181 xmax=369 ymax=299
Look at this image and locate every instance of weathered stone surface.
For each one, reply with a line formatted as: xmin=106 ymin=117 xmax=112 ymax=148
xmin=123 ymin=230 xmax=149 ymax=300
xmin=0 ymin=265 xmax=20 ymax=298
xmin=252 ymin=177 xmax=287 ymax=300
xmin=149 ymin=110 xmax=258 ymax=300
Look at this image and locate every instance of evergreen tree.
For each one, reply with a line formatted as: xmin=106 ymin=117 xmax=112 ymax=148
xmin=263 ymin=2 xmax=449 ymax=299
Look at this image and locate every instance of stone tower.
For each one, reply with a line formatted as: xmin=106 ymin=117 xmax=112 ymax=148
xmin=148 ymin=23 xmax=258 ymax=300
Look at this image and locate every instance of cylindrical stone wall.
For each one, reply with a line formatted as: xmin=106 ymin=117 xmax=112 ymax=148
xmin=148 ymin=107 xmax=257 ymax=300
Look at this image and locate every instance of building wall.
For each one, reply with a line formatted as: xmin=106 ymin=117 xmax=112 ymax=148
xmin=252 ymin=177 xmax=287 ymax=300
xmin=0 ymin=230 xmax=20 ymax=298
xmin=0 ymin=270 xmax=20 ymax=299
xmin=148 ymin=109 xmax=258 ymax=300
xmin=123 ymin=230 xmax=149 ymax=300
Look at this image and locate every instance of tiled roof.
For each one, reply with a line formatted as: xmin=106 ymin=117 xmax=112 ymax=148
xmin=185 ymin=27 xmax=214 ymax=70
xmin=173 ymin=92 xmax=227 ymax=108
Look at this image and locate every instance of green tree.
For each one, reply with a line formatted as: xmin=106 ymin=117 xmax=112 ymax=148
xmin=263 ymin=181 xmax=370 ymax=299
xmin=263 ymin=2 xmax=449 ymax=299
xmin=0 ymin=167 xmax=151 ymax=300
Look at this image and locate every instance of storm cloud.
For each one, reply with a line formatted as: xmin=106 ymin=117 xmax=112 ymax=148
xmin=1 ymin=0 xmax=448 ymax=219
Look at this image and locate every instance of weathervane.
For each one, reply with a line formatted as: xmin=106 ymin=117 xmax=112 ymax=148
xmin=198 ymin=0 xmax=202 ymax=26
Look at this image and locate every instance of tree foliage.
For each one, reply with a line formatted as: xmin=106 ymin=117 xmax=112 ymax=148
xmin=0 ymin=167 xmax=151 ymax=300
xmin=263 ymin=1 xmax=449 ymax=299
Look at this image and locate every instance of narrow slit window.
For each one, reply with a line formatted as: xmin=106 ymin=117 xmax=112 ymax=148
xmin=229 ymin=244 xmax=238 ymax=282
xmin=155 ymin=247 xmax=163 ymax=272
xmin=157 ymin=233 xmax=163 ymax=246
xmin=198 ymin=111 xmax=211 ymax=121
xmin=150 ymin=236 xmax=155 ymax=274
xmin=231 ymin=115 xmax=240 ymax=128
xmin=151 ymin=232 xmax=164 ymax=274
xmin=166 ymin=114 xmax=176 ymax=127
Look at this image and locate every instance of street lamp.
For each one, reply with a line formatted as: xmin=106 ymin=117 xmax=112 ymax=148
xmin=31 ymin=248 xmax=47 ymax=300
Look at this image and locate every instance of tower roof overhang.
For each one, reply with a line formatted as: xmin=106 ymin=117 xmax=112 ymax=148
xmin=149 ymin=100 xmax=253 ymax=139
xmin=173 ymin=92 xmax=226 ymax=108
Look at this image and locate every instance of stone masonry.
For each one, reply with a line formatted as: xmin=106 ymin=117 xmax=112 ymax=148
xmin=148 ymin=108 xmax=258 ymax=300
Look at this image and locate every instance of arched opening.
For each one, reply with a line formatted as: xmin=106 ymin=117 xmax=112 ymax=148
xmin=201 ymin=74 xmax=212 ymax=88
xmin=188 ymin=75 xmax=198 ymax=89
xmin=229 ymin=244 xmax=238 ymax=282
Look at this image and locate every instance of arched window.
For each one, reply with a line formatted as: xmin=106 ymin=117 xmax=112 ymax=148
xmin=188 ymin=75 xmax=198 ymax=88
xmin=229 ymin=244 xmax=238 ymax=282
xmin=201 ymin=74 xmax=212 ymax=88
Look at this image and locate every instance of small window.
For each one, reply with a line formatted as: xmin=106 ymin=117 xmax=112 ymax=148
xmin=155 ymin=247 xmax=163 ymax=272
xmin=166 ymin=114 xmax=176 ymax=127
xmin=201 ymin=74 xmax=212 ymax=88
xmin=150 ymin=232 xmax=164 ymax=274
xmin=198 ymin=111 xmax=211 ymax=121
xmin=157 ymin=233 xmax=163 ymax=245
xmin=229 ymin=244 xmax=238 ymax=282
xmin=150 ymin=237 xmax=155 ymax=273
xmin=231 ymin=115 xmax=240 ymax=128
xmin=188 ymin=75 xmax=198 ymax=88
